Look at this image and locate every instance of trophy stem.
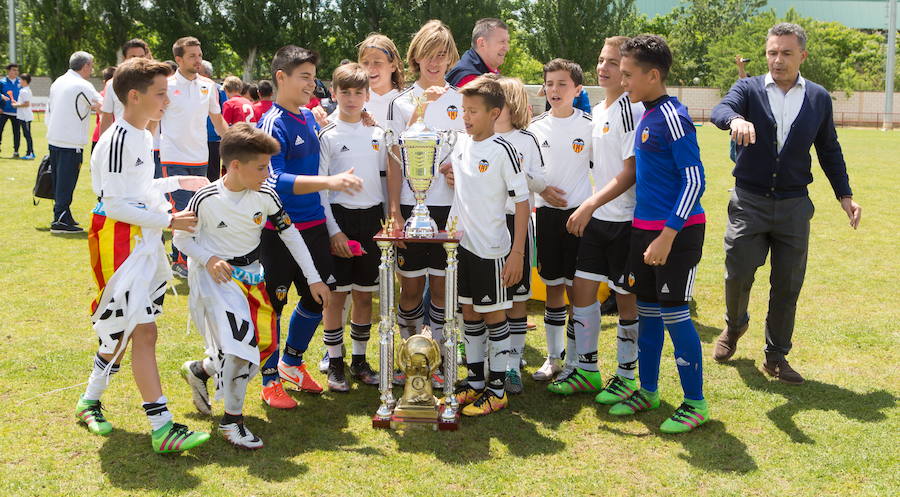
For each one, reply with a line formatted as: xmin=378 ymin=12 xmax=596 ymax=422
xmin=375 ymin=239 xmax=396 ymax=421
xmin=441 ymin=240 xmax=460 ymax=421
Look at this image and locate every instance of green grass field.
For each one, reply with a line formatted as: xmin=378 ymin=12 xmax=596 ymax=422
xmin=0 ymin=120 xmax=897 ymax=497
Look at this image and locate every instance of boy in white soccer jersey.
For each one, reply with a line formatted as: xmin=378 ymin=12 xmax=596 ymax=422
xmin=317 ymin=63 xmax=388 ymax=391
xmin=75 ymin=58 xmax=210 ymax=453
xmin=482 ymin=74 xmax=549 ymax=394
xmin=527 ymin=58 xmax=594 ymax=383
xmin=557 ymin=36 xmax=646 ymax=400
xmin=386 ymin=21 xmax=465 ymax=381
xmin=176 ymin=123 xmax=328 ymax=449
xmin=450 ymin=76 xmax=530 ymax=416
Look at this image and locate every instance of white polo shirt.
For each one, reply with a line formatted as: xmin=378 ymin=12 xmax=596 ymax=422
xmin=46 ymin=69 xmax=102 ymax=149
xmin=160 ymin=70 xmax=221 ymax=166
xmin=590 ymin=93 xmax=644 ymax=222
xmin=387 ymin=82 xmax=465 ymax=206
xmin=527 ymin=108 xmax=593 ymax=210
xmin=16 ymin=86 xmax=33 ymax=122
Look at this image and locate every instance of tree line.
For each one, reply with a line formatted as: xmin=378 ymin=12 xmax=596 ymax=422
xmin=4 ymin=0 xmax=898 ymax=93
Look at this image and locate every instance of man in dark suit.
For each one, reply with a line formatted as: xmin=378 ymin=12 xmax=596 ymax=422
xmin=710 ymin=23 xmax=862 ymax=384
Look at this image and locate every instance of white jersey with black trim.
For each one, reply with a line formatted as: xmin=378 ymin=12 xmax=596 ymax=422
xmin=527 ymin=109 xmax=593 ymax=209
xmin=173 ymin=181 xmax=320 ymax=284
xmin=591 ymin=93 xmax=644 ymax=222
xmin=450 ymin=133 xmax=529 ymax=259
xmin=499 ymin=129 xmax=547 ymax=214
xmin=318 ymin=118 xmax=388 ymax=235
xmin=387 ymin=82 xmax=464 ymax=206
xmin=90 ymin=120 xmax=180 ymax=229
xmin=159 ymin=71 xmax=221 ymax=166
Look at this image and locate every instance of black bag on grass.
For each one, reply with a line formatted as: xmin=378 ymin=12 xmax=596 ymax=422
xmin=33 ymin=154 xmax=54 ymax=205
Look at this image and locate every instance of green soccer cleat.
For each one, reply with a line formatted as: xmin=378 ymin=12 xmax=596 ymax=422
xmin=75 ymin=396 xmax=112 ymax=435
xmin=547 ymin=368 xmax=603 ymax=395
xmin=594 ymin=375 xmax=638 ymax=405
xmin=660 ymin=400 xmax=709 ymax=434
xmin=608 ymin=388 xmax=660 ymax=416
xmin=151 ymin=421 xmax=210 ymax=454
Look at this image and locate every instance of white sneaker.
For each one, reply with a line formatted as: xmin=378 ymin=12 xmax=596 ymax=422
xmin=556 ymin=363 xmax=577 ymax=382
xmin=219 ymin=422 xmax=264 ymax=450
xmin=532 ymin=356 xmax=562 ymax=381
xmin=318 ymin=350 xmax=330 ymax=373
xmin=180 ymin=360 xmax=211 ymax=415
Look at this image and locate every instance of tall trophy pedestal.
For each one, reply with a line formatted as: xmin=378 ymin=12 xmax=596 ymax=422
xmin=371 ymin=221 xmax=464 ymax=432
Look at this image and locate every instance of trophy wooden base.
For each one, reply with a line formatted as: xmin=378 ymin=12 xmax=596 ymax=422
xmin=370 ymin=406 xmax=460 ymax=431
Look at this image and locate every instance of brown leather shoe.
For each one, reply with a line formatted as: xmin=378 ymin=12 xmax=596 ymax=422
xmin=712 ymin=322 xmax=749 ymax=362
xmin=762 ymin=358 xmax=805 ymax=385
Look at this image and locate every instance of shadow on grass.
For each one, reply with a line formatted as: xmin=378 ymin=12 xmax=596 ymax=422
xmin=725 ymin=358 xmax=897 ymax=444
xmin=97 ymin=385 xmax=391 ymax=491
xmin=35 ymin=226 xmax=89 ymax=240
xmin=600 ymin=400 xmax=758 ymax=473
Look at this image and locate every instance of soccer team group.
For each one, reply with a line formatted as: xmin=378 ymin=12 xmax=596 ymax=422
xmin=75 ymin=18 xmax=714 ymax=453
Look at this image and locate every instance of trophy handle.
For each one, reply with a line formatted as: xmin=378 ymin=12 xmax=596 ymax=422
xmin=437 ymin=130 xmax=458 ymax=166
xmin=383 ymin=127 xmax=403 ymax=165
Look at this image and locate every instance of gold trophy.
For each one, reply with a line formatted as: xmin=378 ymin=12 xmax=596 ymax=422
xmin=391 ymin=334 xmax=443 ymax=429
xmin=386 ymin=96 xmax=457 ymax=238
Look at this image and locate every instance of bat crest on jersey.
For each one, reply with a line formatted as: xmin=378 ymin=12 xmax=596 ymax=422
xmin=641 ymin=127 xmax=650 ymax=143
xmin=371 ymin=139 xmax=380 ymax=152
xmin=478 ymin=159 xmax=490 ymax=173
xmin=200 ymin=86 xmax=209 ymax=96
xmin=253 ymin=211 xmax=263 ymax=225
xmin=572 ymin=138 xmax=585 ymax=153
xmin=446 ymin=105 xmax=459 ymax=120
xmin=603 ymin=123 xmax=610 ymax=134
xmin=275 ymin=285 xmax=288 ymax=302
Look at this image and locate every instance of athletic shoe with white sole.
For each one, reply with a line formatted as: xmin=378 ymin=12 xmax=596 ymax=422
xmin=219 ymin=422 xmax=264 ymax=450
xmin=532 ymin=356 xmax=562 ymax=381
xmin=180 ymin=360 xmax=212 ymax=415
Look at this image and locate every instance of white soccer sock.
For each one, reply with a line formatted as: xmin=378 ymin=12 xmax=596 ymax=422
xmin=616 ymin=319 xmax=639 ymax=379
xmin=507 ymin=317 xmax=527 ymax=373
xmin=349 ymin=322 xmax=371 ymax=357
xmin=221 ymin=354 xmax=258 ymax=415
xmin=573 ymin=302 xmax=601 ymax=372
xmin=544 ymin=306 xmax=567 ymax=358
xmin=397 ymin=301 xmax=425 ymax=340
xmin=487 ymin=320 xmax=511 ymax=396
xmin=83 ymin=354 xmax=120 ymax=401
xmin=565 ymin=317 xmax=578 ymax=368
xmin=428 ymin=302 xmax=445 ymax=347
xmin=463 ymin=320 xmax=487 ymax=390
xmin=142 ymin=395 xmax=173 ymax=432
xmin=324 ymin=327 xmax=344 ymax=358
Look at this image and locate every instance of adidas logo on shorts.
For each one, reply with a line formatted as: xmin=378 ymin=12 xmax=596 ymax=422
xmin=481 ymin=296 xmax=491 ymax=303
xmin=661 ymin=283 xmax=670 ymax=293
xmin=295 ymin=136 xmax=305 ymax=146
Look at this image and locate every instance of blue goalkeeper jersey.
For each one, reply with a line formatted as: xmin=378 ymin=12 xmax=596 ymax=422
xmin=257 ymin=103 xmax=325 ymax=224
xmin=633 ymin=95 xmax=706 ymax=231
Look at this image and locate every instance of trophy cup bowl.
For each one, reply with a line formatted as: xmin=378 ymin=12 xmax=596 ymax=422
xmin=386 ymin=119 xmax=457 ymax=238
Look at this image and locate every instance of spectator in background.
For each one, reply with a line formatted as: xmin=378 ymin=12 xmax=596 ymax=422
xmin=99 ymin=39 xmax=150 ymax=135
xmin=0 ymin=63 xmax=21 ymax=157
xmin=198 ymin=59 xmax=227 ymax=182
xmin=247 ymin=83 xmax=259 ymax=103
xmin=12 ymin=72 xmax=34 ymax=160
xmin=251 ymin=79 xmax=273 ymax=122
xmin=92 ymin=66 xmax=117 ymax=152
xmin=221 ymin=75 xmax=254 ymax=125
xmin=46 ymin=51 xmax=102 ymax=234
xmin=446 ymin=18 xmax=509 ymax=87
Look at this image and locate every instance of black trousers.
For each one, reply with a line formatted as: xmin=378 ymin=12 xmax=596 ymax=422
xmin=0 ymin=113 xmax=20 ymax=154
xmin=19 ymin=119 xmax=33 ymax=155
